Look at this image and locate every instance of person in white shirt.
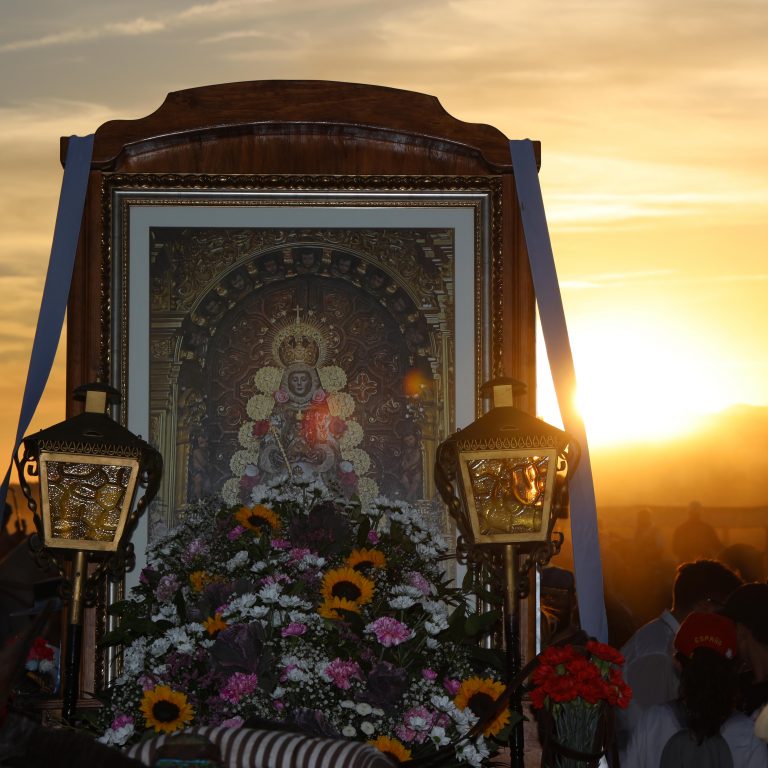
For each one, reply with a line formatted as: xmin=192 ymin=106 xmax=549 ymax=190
xmin=616 ymin=559 xmax=742 ymax=750
xmin=623 ymin=611 xmax=768 ymax=768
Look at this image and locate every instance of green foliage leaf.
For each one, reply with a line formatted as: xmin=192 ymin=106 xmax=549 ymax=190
xmin=468 ymin=644 xmax=506 ymax=672
xmin=464 ymin=609 xmax=502 ymax=638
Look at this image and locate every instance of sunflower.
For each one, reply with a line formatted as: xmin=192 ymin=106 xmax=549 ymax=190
xmin=235 ymin=504 xmax=281 ymax=534
xmin=140 ymin=685 xmax=194 ymax=733
xmin=454 ymin=676 xmax=510 ymax=737
xmin=346 ymin=548 xmax=387 ymax=572
xmin=203 ymin=612 xmax=228 ymax=637
xmin=321 ymin=567 xmax=375 ymax=607
xmin=318 ymin=597 xmax=362 ymax=619
xmin=368 ymin=736 xmax=412 ymax=762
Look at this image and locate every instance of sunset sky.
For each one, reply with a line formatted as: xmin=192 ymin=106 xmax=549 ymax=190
xmin=1 ymin=0 xmax=766 ymax=496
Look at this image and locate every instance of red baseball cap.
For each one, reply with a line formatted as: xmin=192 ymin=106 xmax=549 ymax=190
xmin=674 ymin=611 xmax=738 ymax=660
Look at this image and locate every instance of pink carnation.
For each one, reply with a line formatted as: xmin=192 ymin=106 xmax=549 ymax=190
xmin=443 ymin=677 xmax=460 ymax=695
xmin=366 ymin=617 xmax=413 ymax=647
xmin=111 ymin=714 xmax=134 ymax=730
xmin=228 ymin=525 xmax=246 ymax=541
xmin=287 ymin=547 xmax=312 ymax=564
xmin=396 ymin=706 xmax=434 ymax=744
xmin=322 ymin=658 xmax=363 ymax=690
xmin=221 ymin=672 xmax=260 ymax=704
xmin=407 ymin=572 xmax=432 ymax=596
xmin=281 ymin=622 xmax=308 ymax=638
xmin=220 ymin=716 xmax=244 ymax=728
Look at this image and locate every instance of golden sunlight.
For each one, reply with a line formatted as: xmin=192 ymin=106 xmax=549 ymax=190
xmin=537 ymin=315 xmax=737 ymax=447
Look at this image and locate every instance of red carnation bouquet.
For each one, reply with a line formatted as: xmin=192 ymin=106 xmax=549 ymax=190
xmin=530 ymin=640 xmax=631 ymax=767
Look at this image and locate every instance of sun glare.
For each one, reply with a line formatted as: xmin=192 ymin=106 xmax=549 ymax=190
xmin=537 ymin=316 xmax=736 ymax=447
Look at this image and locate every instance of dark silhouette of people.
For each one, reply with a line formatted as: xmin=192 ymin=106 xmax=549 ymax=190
xmin=718 ymin=543 xmax=766 ymax=583
xmin=672 ymin=501 xmax=722 ymax=564
xmin=616 ymin=559 xmax=742 ymax=751
xmin=623 ymin=612 xmax=767 ymax=767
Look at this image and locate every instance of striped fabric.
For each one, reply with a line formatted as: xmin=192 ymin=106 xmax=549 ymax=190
xmin=127 ymin=726 xmax=395 ymax=768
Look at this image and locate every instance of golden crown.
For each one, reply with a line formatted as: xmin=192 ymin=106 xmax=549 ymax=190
xmin=271 ymin=308 xmax=327 ymax=368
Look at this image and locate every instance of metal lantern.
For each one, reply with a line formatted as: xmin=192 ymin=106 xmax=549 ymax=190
xmin=435 ymin=378 xmax=580 ymax=768
xmin=16 ymin=382 xmax=162 ymax=722
xmin=435 ymin=378 xmax=579 ymax=549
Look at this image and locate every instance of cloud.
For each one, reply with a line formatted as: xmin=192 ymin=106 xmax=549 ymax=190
xmin=0 ymin=101 xmax=118 ymax=143
xmin=178 ymin=0 xmax=274 ymax=20
xmin=0 ymin=17 xmax=165 ymax=52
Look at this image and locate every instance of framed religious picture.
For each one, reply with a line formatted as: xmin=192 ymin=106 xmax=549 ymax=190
xmin=106 ymin=175 xmax=502 ymax=553
xmin=64 ymin=81 xmax=538 ymax=693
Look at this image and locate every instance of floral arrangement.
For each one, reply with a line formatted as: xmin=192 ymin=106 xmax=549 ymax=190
xmin=530 ymin=641 xmax=631 ymax=767
xmin=97 ymin=479 xmax=510 ymax=766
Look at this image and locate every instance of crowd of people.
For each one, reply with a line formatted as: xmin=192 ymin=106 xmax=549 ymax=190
xmin=618 ymin=561 xmax=768 ymax=765
xmin=540 ymin=500 xmax=768 ymax=765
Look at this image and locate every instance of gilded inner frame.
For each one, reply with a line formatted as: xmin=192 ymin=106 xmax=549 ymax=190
xmin=103 ymin=175 xmax=503 ymax=581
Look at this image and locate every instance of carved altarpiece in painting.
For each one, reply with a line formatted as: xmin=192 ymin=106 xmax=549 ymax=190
xmin=152 ymin=226 xmax=455 ymax=525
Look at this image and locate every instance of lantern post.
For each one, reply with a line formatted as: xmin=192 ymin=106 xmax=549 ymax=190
xmin=435 ymin=378 xmax=579 ymax=767
xmin=16 ymin=383 xmax=163 ymax=722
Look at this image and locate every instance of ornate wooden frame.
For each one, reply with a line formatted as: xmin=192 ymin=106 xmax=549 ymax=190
xmin=63 ymin=81 xmax=538 ymax=696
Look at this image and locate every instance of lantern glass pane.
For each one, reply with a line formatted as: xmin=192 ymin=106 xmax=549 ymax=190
xmin=45 ymin=460 xmax=134 ymax=543
xmin=465 ymin=454 xmax=550 ymax=535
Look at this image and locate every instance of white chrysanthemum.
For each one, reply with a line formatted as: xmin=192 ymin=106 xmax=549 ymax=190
xmin=342 ymin=725 xmax=356 ymax=737
xmin=123 ymin=638 xmax=148 ymax=676
xmin=220 ymin=478 xmax=241 ymax=506
xmin=457 ymin=739 xmax=489 ymax=768
xmin=151 ymin=604 xmax=179 ymax=623
xmin=417 ymin=542 xmax=440 ymax=560
xmin=318 ymin=365 xmax=347 ymax=392
xmin=296 ymin=553 xmax=326 ymax=571
xmin=278 ymin=595 xmax=311 ymax=610
xmin=339 ymin=420 xmax=364 ymax=449
xmin=149 ymin=637 xmax=171 ymax=658
xmin=342 ymin=447 xmax=371 ymax=475
xmin=253 ymin=366 xmax=282 ymax=394
xmin=98 ymin=721 xmax=135 ymax=747
xmin=360 ymin=721 xmax=375 ymax=736
xmin=224 ymin=593 xmax=270 ymax=621
xmin=281 ymin=655 xmax=313 ymax=683
xmin=166 ymin=627 xmax=196 ymax=655
xmin=429 ymin=726 xmax=450 ymax=747
xmin=230 ymin=449 xmax=259 ymax=475
xmin=238 ymin=421 xmax=261 ymax=451
xmin=246 ymin=393 xmax=275 ymax=422
xmin=226 ymin=550 xmax=250 ymax=572
xmin=327 ymin=391 xmax=355 ymax=419
xmin=258 ymin=582 xmax=282 ymax=604
xmin=392 ymin=585 xmax=423 ymax=600
xmin=389 ymin=596 xmax=417 ymax=610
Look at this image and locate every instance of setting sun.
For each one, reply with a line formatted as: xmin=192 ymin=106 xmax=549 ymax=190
xmin=537 ymin=313 xmax=738 ymax=447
